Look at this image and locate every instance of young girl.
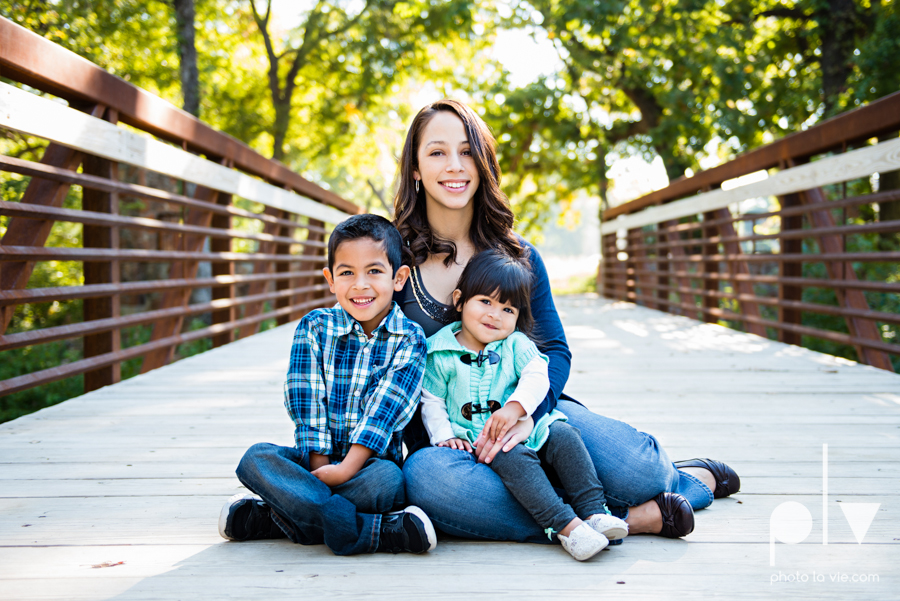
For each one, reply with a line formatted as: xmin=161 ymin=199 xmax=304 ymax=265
xmin=420 ymin=248 xmax=630 ymax=561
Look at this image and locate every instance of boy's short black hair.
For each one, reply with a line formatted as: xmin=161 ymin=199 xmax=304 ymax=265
xmin=453 ymin=248 xmax=534 ymax=335
xmin=327 ymin=214 xmax=404 ymax=276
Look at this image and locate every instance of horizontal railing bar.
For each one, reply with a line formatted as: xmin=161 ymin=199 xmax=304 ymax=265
xmin=0 ymin=246 xmax=326 ymax=263
xmin=621 ymin=268 xmax=900 ymax=293
xmin=0 ymin=283 xmax=330 ymax=351
xmin=0 ymin=154 xmax=326 ymax=235
xmin=606 ymin=251 xmax=900 ymax=264
xmin=634 ymin=281 xmax=900 ymax=325
xmin=642 ymin=188 xmax=900 ymax=235
xmin=0 ymin=296 xmax=333 ymax=397
xmin=627 ymin=292 xmax=900 ymax=356
xmin=0 ymin=199 xmax=309 ymax=247
xmin=622 ymin=219 xmax=900 ymax=250
xmin=0 ymin=270 xmax=322 ymax=306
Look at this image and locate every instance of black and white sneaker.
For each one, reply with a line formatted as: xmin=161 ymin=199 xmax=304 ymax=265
xmin=218 ymin=493 xmax=287 ymax=541
xmin=376 ymin=506 xmax=437 ymax=554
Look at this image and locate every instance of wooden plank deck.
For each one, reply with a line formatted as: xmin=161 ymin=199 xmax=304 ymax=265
xmin=1 ymin=295 xmax=898 ymax=600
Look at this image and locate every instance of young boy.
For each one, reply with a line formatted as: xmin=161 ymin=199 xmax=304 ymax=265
xmin=218 ymin=214 xmax=435 ymax=555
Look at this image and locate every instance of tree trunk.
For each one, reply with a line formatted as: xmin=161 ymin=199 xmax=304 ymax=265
xmin=271 ymin=97 xmax=292 ymax=162
xmin=173 ymin=0 xmax=200 ymax=117
xmin=817 ymin=0 xmax=859 ymax=117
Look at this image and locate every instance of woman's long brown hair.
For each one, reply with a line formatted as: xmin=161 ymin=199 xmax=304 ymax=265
xmin=393 ymin=99 xmax=523 ymax=267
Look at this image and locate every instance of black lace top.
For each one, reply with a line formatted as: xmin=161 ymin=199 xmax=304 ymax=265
xmin=394 ymin=265 xmax=459 ymax=338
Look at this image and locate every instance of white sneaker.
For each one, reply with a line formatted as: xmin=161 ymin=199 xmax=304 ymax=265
xmin=559 ymin=523 xmax=609 ymax=561
xmin=587 ymin=513 xmax=629 ymax=541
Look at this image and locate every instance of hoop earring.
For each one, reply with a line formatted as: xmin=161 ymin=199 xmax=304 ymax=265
xmin=415 ymin=179 xmax=419 ymax=193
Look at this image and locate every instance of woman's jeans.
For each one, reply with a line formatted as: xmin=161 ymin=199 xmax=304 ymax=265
xmin=236 ymin=443 xmax=405 ymax=555
xmin=404 ymin=400 xmax=714 ymax=544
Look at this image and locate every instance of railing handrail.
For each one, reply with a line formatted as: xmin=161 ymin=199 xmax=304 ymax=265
xmin=604 ymin=91 xmax=900 ymax=220
xmin=0 ymin=82 xmax=351 ymax=225
xmin=600 ymin=136 xmax=900 ymax=235
xmin=0 ymin=16 xmax=358 ymax=215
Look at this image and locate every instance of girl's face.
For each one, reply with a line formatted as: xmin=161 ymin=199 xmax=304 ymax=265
xmin=452 ymin=290 xmax=519 ymax=351
xmin=414 ymin=111 xmax=480 ymax=214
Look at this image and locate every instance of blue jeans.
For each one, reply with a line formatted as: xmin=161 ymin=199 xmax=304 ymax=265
xmin=236 ymin=443 xmax=405 ymax=555
xmin=403 ymin=400 xmax=714 ymax=543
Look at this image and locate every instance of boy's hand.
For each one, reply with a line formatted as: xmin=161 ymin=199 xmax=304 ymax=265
xmin=311 ymin=463 xmax=352 ymax=487
xmin=437 ymin=438 xmax=473 ymax=452
xmin=309 ymin=452 xmax=330 ymax=471
xmin=310 ymin=444 xmax=373 ymax=488
xmin=483 ymin=402 xmax=525 ymax=443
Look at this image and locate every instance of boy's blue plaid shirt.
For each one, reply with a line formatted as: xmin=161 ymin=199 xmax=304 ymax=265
xmin=284 ymin=302 xmax=426 ymax=466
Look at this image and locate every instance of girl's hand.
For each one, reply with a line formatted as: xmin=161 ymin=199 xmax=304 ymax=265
xmin=474 ymin=416 xmax=534 ymax=464
xmin=437 ymin=438 xmax=473 ymax=452
xmin=484 ymin=402 xmax=525 ymax=443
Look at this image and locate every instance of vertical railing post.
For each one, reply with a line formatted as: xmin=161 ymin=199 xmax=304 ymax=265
xmin=701 ymin=210 xmax=719 ymax=323
xmin=655 ymin=223 xmax=670 ymax=311
xmin=715 ymin=208 xmax=767 ymax=337
xmin=631 ymin=228 xmax=649 ymax=306
xmin=274 ymin=206 xmax=293 ymax=327
xmin=82 ymin=107 xmax=121 ymax=391
xmin=778 ymin=182 xmax=804 ymax=345
xmin=210 ymin=188 xmax=235 ymax=348
xmin=296 ymin=218 xmax=327 ymax=316
xmin=236 ymin=206 xmax=282 ymax=339
xmin=599 ymin=232 xmax=614 ymax=300
xmin=625 ymin=229 xmax=637 ymax=303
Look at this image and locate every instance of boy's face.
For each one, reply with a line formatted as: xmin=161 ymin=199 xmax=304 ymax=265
xmin=323 ymin=238 xmax=410 ymax=337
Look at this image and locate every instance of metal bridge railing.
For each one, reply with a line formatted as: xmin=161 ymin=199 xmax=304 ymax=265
xmin=0 ymin=18 xmax=358 ymax=397
xmin=600 ymin=91 xmax=900 ymax=372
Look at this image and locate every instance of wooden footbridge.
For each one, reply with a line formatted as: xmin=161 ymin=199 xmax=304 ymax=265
xmin=1 ymin=296 xmax=898 ymax=599
xmin=1 ymin=17 xmax=899 ymax=600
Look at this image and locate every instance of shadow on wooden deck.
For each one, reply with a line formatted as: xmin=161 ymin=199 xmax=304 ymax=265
xmin=1 ymin=295 xmax=898 ymax=599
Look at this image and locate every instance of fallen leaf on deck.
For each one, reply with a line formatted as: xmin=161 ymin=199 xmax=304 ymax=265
xmin=91 ymin=561 xmax=125 ymax=569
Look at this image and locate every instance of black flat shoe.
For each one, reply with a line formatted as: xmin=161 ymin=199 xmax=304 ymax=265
xmin=673 ymin=458 xmax=741 ymax=499
xmin=653 ymin=492 xmax=694 ymax=538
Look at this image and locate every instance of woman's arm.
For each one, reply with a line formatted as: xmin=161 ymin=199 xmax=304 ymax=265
xmin=523 ymin=241 xmax=572 ymax=420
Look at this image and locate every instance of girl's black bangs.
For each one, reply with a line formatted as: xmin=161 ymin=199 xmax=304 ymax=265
xmin=460 ymin=255 xmax=531 ymax=310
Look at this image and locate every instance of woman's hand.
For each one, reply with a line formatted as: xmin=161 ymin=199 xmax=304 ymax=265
xmin=474 ymin=416 xmax=534 ymax=464
xmin=437 ymin=438 xmax=473 ymax=452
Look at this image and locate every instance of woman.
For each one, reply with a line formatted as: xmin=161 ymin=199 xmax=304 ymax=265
xmin=393 ymin=99 xmax=739 ymax=542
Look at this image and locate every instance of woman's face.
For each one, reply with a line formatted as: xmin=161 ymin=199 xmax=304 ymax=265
xmin=414 ymin=111 xmax=481 ymax=214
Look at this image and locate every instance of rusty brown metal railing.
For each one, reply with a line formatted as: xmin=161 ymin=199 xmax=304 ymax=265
xmin=600 ymin=92 xmax=900 ymax=371
xmin=0 ymin=17 xmax=359 ymax=398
